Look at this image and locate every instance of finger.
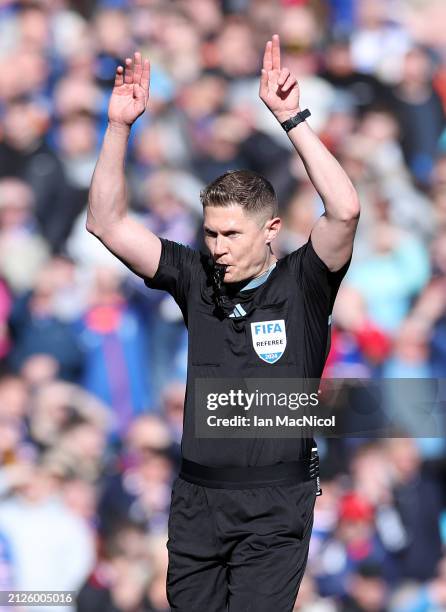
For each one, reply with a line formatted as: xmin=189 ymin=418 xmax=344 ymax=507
xmin=272 ymin=33 xmax=281 ymax=71
xmin=280 ymin=73 xmax=297 ymax=92
xmin=141 ymin=58 xmax=150 ymax=95
xmin=124 ymin=57 xmax=133 ymax=84
xmin=133 ymin=51 xmax=142 ymax=85
xmin=114 ymin=65 xmax=124 ymax=87
xmin=263 ymin=40 xmax=273 ymax=71
xmin=259 ymin=68 xmax=268 ymax=96
xmin=277 ymin=67 xmax=290 ymax=87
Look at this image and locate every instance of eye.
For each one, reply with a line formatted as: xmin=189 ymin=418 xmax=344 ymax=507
xmin=205 ymin=228 xmax=217 ymax=238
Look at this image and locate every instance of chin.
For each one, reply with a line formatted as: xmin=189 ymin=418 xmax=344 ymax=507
xmin=224 ymin=268 xmax=237 ymax=283
xmin=225 ymin=270 xmax=248 ymax=284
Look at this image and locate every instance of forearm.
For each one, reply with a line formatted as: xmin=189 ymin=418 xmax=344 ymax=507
xmin=284 ymin=117 xmax=359 ymax=221
xmin=87 ymin=122 xmax=132 ymax=236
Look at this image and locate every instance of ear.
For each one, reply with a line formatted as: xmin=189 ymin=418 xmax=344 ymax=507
xmin=265 ymin=216 xmax=281 ymax=244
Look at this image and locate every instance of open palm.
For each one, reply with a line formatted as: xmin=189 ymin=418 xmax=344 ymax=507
xmin=108 ymin=52 xmax=150 ymax=127
xmin=259 ymin=34 xmax=300 ymax=123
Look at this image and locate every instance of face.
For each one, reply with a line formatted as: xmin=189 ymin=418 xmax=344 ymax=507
xmin=203 ymin=204 xmax=280 ymax=283
xmin=403 ymin=48 xmax=432 ymax=84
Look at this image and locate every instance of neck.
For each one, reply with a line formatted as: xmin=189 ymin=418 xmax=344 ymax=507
xmin=253 ymin=252 xmax=277 ymax=279
xmin=399 ymin=81 xmax=430 ymax=102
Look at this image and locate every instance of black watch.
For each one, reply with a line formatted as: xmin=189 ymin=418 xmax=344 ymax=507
xmin=280 ymin=108 xmax=311 ymax=133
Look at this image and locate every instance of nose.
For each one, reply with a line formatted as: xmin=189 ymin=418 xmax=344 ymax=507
xmin=214 ymin=235 xmax=228 ymax=259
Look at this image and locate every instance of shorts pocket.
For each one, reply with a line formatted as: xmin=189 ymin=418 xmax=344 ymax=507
xmin=271 ymin=480 xmax=317 ymax=540
xmin=292 ymin=480 xmax=317 ymax=539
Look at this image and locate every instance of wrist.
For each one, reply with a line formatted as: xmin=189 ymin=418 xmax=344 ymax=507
xmin=107 ymin=121 xmax=132 ymax=137
xmin=274 ymin=109 xmax=301 ymax=123
xmin=278 ymin=108 xmax=311 ymax=134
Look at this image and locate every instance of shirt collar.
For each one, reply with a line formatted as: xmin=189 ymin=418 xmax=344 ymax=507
xmin=240 ymin=262 xmax=277 ymax=292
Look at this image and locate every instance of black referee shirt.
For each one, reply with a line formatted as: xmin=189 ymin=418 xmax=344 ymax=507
xmin=145 ymin=237 xmax=349 ymax=467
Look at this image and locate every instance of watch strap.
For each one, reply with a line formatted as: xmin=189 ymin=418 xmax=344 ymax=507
xmin=280 ymin=108 xmax=311 ymax=133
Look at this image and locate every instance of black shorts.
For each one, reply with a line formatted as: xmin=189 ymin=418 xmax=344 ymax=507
xmin=167 ymin=476 xmax=317 ymax=612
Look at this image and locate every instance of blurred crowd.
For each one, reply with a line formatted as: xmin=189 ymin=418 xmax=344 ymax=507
xmin=0 ymin=0 xmax=446 ymax=610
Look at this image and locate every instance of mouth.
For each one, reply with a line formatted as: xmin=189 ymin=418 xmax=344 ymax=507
xmin=212 ymin=262 xmax=228 ymax=290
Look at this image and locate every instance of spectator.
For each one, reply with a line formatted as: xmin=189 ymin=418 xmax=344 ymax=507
xmin=97 ymin=415 xmax=174 ymax=537
xmin=29 ymin=379 xmax=109 ymax=454
xmin=388 ymin=45 xmax=446 ymax=187
xmin=342 ymin=562 xmax=389 ymax=611
xmin=77 ymin=522 xmax=152 ymax=612
xmin=0 ymin=460 xmax=95 ymax=611
xmin=319 ymin=35 xmax=391 ymax=115
xmin=348 ymin=224 xmax=430 ymax=334
xmin=0 ymin=99 xmax=71 ymax=251
xmin=383 ymin=438 xmax=444 ymax=583
xmin=8 ymin=262 xmax=84 ymax=381
xmin=76 ymin=266 xmax=152 ymax=434
xmin=350 ymin=0 xmax=411 ymax=80
xmin=46 ymin=111 xmax=99 ymax=252
xmin=0 ymin=178 xmax=49 ymax=294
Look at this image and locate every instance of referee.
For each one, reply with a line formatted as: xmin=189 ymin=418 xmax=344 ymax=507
xmin=87 ymin=35 xmax=359 ymax=612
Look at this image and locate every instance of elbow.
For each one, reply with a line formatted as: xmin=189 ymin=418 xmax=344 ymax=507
xmin=85 ymin=219 xmax=96 ymax=235
xmin=86 ymin=201 xmax=105 ymax=237
xmin=86 ymin=215 xmax=101 ymax=238
xmin=339 ymin=193 xmax=360 ymax=223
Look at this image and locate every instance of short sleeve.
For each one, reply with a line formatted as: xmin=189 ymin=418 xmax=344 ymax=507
xmin=286 ymin=236 xmax=351 ymax=375
xmin=144 ymin=238 xmax=200 ymax=316
xmin=287 ymin=236 xmax=350 ymax=314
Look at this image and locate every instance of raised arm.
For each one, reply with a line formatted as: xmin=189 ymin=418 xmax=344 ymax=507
xmin=86 ymin=52 xmax=161 ymax=279
xmin=259 ymin=35 xmax=360 ymax=271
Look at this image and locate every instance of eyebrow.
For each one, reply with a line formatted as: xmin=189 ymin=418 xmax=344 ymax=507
xmin=203 ymin=227 xmax=240 ymax=235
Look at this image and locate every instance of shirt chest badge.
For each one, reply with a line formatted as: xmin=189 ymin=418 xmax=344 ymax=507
xmin=250 ymin=319 xmax=287 ymax=364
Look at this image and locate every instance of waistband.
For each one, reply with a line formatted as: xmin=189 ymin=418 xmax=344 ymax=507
xmin=179 ymin=454 xmax=321 ymax=490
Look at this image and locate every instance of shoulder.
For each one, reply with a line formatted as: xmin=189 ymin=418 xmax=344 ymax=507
xmin=144 ymin=238 xmax=210 ymax=298
xmin=157 ymin=238 xmax=203 ymax=270
xmin=279 ymin=239 xmax=322 ymax=275
xmin=282 ymin=238 xmax=350 ymax=279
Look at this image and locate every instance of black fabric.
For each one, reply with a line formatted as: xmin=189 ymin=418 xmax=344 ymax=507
xmin=145 ymin=236 xmax=349 ymax=467
xmin=179 ymin=457 xmax=314 ymax=489
xmin=318 ymin=69 xmax=391 ymax=115
xmin=145 ymin=237 xmax=348 ymax=610
xmin=167 ymin=477 xmax=317 ymax=612
xmin=391 ymin=469 xmax=443 ymax=581
xmin=76 ymin=582 xmax=118 ymax=612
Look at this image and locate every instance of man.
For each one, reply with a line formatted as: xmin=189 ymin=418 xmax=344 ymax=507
xmin=87 ymin=35 xmax=359 ymax=612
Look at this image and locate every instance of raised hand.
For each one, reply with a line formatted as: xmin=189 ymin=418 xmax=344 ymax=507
xmin=108 ymin=52 xmax=150 ymax=128
xmin=259 ymin=34 xmax=300 ymax=123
